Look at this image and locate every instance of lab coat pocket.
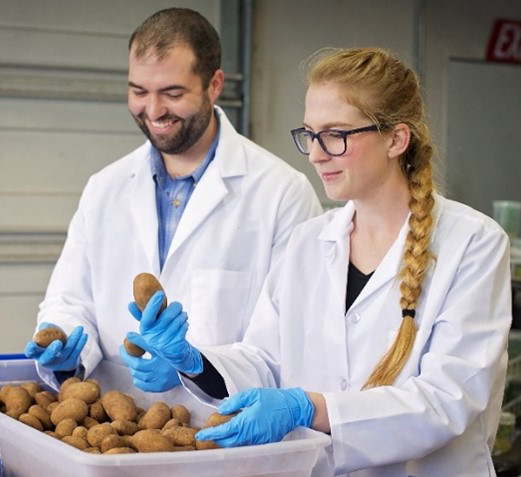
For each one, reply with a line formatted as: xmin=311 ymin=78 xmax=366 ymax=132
xmin=190 ymin=269 xmax=252 ymax=346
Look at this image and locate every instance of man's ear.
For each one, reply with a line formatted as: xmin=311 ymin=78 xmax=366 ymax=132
xmin=208 ymin=69 xmax=224 ymax=103
xmin=388 ymin=123 xmax=411 ymax=159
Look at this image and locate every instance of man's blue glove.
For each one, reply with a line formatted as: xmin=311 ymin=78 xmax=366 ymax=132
xmin=24 ymin=323 xmax=88 ymax=372
xmin=195 ymin=387 xmax=314 ymax=447
xmin=119 ymin=331 xmax=181 ymax=392
xmin=128 ymin=291 xmax=203 ymax=375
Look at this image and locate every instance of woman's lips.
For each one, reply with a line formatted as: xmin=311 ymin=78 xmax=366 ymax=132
xmin=321 ymin=171 xmax=341 ymax=182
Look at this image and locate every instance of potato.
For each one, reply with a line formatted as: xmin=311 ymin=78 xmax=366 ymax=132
xmin=111 ymin=419 xmax=138 ymax=436
xmin=87 ymin=423 xmax=117 ymax=447
xmin=104 ymin=447 xmax=137 ymax=454
xmin=51 ymin=398 xmax=89 ymax=425
xmin=34 ymin=326 xmax=67 ymax=348
xmin=195 ymin=440 xmax=220 ymax=450
xmin=174 ymin=445 xmax=197 ymax=451
xmin=19 ymin=413 xmax=44 ymax=431
xmin=128 ymin=429 xmax=175 ymax=452
xmin=28 ymin=405 xmax=53 ymax=430
xmin=171 ymin=404 xmax=190 ymax=425
xmin=162 ymin=417 xmax=182 ymax=430
xmin=62 ymin=435 xmax=89 ymax=450
xmin=20 ymin=381 xmax=42 ymax=398
xmin=123 ymin=337 xmax=146 ymax=357
xmin=196 ymin=411 xmax=238 ymax=450
xmin=72 ymin=426 xmax=88 ymax=440
xmin=83 ymin=416 xmax=100 ymax=429
xmin=203 ymin=411 xmax=237 ymax=428
xmin=5 ymin=387 xmax=32 ymax=418
xmin=129 ymin=273 xmax=168 ymax=356
xmin=133 ymin=273 xmax=167 ymax=313
xmin=138 ymin=402 xmax=171 ymax=430
xmin=101 ymin=391 xmax=137 ymax=422
xmin=0 ymin=385 xmax=14 ymax=404
xmin=90 ymin=399 xmax=108 ymax=422
xmin=162 ymin=426 xmax=198 ymax=447
xmin=61 ymin=381 xmax=100 ymax=404
xmin=100 ymin=434 xmax=129 ymax=453
xmin=58 ymin=377 xmax=82 ymax=402
xmin=55 ymin=418 xmax=78 ymax=438
xmin=83 ymin=447 xmax=101 ymax=453
xmin=34 ymin=390 xmax=57 ymax=408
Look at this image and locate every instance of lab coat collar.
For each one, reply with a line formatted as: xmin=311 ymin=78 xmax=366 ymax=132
xmin=127 ymin=108 xmax=248 ymax=272
xmin=319 ymin=193 xmax=444 ymax=311
xmin=165 ymin=107 xmax=248 ymax=267
xmin=317 ymin=202 xmax=355 ymax=307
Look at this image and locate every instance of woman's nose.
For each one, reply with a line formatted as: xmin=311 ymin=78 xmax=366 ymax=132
xmin=308 ymin=139 xmax=329 ymax=164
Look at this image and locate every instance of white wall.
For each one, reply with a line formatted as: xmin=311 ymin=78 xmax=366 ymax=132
xmin=250 ymin=0 xmax=521 ymax=206
xmin=249 ymin=0 xmax=416 ymax=207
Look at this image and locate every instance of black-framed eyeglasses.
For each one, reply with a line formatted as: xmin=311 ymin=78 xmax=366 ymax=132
xmin=290 ymin=124 xmax=383 ymax=156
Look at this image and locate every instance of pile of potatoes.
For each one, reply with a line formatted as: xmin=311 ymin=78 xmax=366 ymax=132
xmin=0 ymin=377 xmax=233 ymax=454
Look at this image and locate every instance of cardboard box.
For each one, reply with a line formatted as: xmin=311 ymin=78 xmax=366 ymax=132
xmin=0 ymin=359 xmax=331 ymax=477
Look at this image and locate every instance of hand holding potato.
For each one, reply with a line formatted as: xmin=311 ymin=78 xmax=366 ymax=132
xmin=128 ymin=292 xmax=202 ymax=375
xmin=24 ymin=323 xmax=88 ymax=372
xmin=119 ymin=332 xmax=181 ymax=392
xmin=194 ymin=387 xmax=315 ymax=447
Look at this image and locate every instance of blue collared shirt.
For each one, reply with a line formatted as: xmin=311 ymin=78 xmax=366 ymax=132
xmin=151 ymin=121 xmax=220 ymax=270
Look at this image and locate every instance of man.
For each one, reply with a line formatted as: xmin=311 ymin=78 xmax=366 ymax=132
xmin=24 ymin=8 xmax=322 ymax=392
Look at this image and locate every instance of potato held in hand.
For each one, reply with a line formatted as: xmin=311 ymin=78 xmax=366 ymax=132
xmin=123 ymin=338 xmax=146 ymax=358
xmin=133 ymin=273 xmax=167 ymax=313
xmin=34 ymin=326 xmax=67 ymax=348
xmin=124 ymin=273 xmax=169 ymax=357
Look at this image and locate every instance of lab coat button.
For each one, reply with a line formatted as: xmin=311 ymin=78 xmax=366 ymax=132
xmin=349 ymin=313 xmax=361 ymax=323
xmin=340 ymin=379 xmax=348 ymax=390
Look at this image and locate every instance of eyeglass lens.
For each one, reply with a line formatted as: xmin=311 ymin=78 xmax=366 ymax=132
xmin=296 ymin=130 xmax=347 ymax=156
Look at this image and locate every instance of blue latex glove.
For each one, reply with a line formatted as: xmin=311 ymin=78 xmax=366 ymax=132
xmin=119 ymin=331 xmax=181 ymax=392
xmin=24 ymin=323 xmax=88 ymax=372
xmin=195 ymin=387 xmax=314 ymax=447
xmin=128 ymin=291 xmax=203 ymax=375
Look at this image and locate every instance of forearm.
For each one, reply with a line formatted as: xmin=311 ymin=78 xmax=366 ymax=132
xmin=307 ymin=391 xmax=330 ymax=434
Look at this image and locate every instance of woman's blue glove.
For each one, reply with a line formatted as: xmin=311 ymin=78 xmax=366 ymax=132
xmin=128 ymin=291 xmax=203 ymax=375
xmin=195 ymin=387 xmax=314 ymax=447
xmin=119 ymin=331 xmax=181 ymax=392
xmin=24 ymin=323 xmax=88 ymax=372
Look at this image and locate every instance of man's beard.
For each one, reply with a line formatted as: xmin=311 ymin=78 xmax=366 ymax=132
xmin=134 ymin=94 xmax=212 ymax=155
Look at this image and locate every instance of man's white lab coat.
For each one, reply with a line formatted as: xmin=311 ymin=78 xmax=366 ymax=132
xmin=37 ymin=107 xmax=322 ymax=385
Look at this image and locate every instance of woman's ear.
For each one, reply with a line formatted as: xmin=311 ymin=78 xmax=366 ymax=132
xmin=387 ymin=123 xmax=411 ymax=159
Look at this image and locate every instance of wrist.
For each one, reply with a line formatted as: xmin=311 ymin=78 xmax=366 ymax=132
xmin=306 ymin=391 xmax=330 ymax=434
xmin=289 ymin=387 xmax=315 ymax=428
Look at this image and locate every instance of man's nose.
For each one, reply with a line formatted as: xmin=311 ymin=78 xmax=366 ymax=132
xmin=146 ymin=95 xmax=167 ymax=120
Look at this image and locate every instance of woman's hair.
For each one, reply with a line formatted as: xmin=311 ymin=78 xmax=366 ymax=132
xmin=128 ymin=8 xmax=221 ymax=89
xmin=307 ymin=47 xmax=436 ymax=389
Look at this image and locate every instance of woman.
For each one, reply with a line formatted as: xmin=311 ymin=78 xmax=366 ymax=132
xmin=122 ymin=48 xmax=512 ymax=476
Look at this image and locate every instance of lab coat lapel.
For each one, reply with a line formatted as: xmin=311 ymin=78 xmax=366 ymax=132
xmin=319 ymin=204 xmax=355 ymax=306
xmin=350 ymin=213 xmax=411 ymax=309
xmin=128 ymin=150 xmax=161 ymax=275
xmin=166 ymin=111 xmax=247 ymax=260
xmin=168 ymin=160 xmax=229 ymax=256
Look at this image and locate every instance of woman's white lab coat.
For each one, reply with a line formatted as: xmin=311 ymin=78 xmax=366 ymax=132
xmin=193 ymin=194 xmax=512 ymax=477
xmin=37 ymin=107 xmax=322 ymax=385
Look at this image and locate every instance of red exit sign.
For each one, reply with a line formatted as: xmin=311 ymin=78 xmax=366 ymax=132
xmin=486 ymin=19 xmax=521 ymax=64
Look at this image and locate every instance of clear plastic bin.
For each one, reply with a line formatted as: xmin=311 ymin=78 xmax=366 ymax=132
xmin=0 ymin=359 xmax=331 ymax=477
